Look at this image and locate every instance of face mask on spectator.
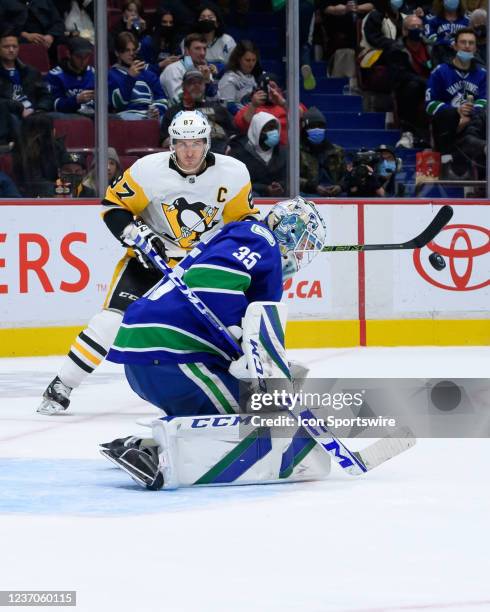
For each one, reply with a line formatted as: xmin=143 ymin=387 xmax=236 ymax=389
xmin=378 ymin=159 xmax=397 ymax=177
xmin=196 ymin=20 xmax=216 ymax=34
xmin=456 ymin=50 xmax=474 ymax=62
xmin=183 ymin=55 xmax=194 ymax=70
xmin=408 ymin=28 xmax=423 ymax=41
xmin=264 ymin=129 xmax=280 ymax=149
xmin=474 ymin=25 xmax=486 ymax=39
xmin=390 ymin=0 xmax=404 ymax=11
xmin=443 ymin=0 xmax=459 ymax=11
xmin=306 ymin=128 xmax=326 ymax=144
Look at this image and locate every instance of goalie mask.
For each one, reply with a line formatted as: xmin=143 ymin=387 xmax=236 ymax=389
xmin=168 ymin=110 xmax=211 ymax=174
xmin=267 ymin=197 xmax=327 ymax=280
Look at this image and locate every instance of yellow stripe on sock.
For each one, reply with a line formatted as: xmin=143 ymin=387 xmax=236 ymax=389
xmin=73 ymin=340 xmax=103 ymax=366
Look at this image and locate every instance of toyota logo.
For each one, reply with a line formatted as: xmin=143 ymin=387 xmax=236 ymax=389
xmin=413 ymin=224 xmax=490 ymax=291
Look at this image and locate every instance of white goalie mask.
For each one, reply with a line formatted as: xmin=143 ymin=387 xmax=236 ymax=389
xmin=267 ymin=197 xmax=327 ymax=280
xmin=168 ymin=110 xmax=211 ymax=173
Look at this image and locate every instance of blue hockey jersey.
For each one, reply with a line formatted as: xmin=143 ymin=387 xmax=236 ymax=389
xmin=107 ymin=221 xmax=283 ymax=367
xmin=424 ymin=15 xmax=469 ymax=46
xmin=108 ymin=63 xmax=168 ymax=116
xmin=45 ymin=62 xmax=95 ymax=113
xmin=425 ymin=62 xmax=487 ymax=115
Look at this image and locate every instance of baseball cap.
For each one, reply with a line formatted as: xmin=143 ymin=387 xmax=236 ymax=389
xmin=68 ymin=37 xmax=94 ymax=56
xmin=60 ymin=151 xmax=87 ymax=169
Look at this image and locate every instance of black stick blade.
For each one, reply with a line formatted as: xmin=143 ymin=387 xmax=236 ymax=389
xmin=408 ymin=205 xmax=453 ymax=248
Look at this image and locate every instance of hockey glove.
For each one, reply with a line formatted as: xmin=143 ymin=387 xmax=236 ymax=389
xmin=121 ymin=219 xmax=168 ymax=269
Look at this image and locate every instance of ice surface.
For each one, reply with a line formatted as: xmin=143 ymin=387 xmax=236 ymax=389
xmin=1 ymin=348 xmax=489 ymax=612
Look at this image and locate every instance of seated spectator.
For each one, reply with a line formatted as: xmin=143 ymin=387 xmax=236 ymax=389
xmin=469 ymin=9 xmax=487 ymax=66
xmin=358 ymin=0 xmax=406 ymax=87
xmin=228 ymin=111 xmax=286 ymax=197
xmin=390 ymin=14 xmax=431 ymax=148
xmin=424 ymin=0 xmax=469 ymax=66
xmin=139 ymin=9 xmax=182 ymax=75
xmin=218 ymin=39 xmax=261 ymax=115
xmin=189 ymin=2 xmax=236 ymax=73
xmin=62 ymin=0 xmax=95 ymax=44
xmin=158 ymin=0 xmax=200 ymax=40
xmin=19 ymin=0 xmax=65 ymax=59
xmin=109 ymin=32 xmax=167 ymax=122
xmin=376 ymin=144 xmax=402 ymax=196
xmin=110 ymin=0 xmax=147 ymax=45
xmin=319 ymin=0 xmax=374 ymax=61
xmin=12 ymin=113 xmax=65 ymax=196
xmin=425 ymin=27 xmax=486 ymax=178
xmin=160 ymin=33 xmax=218 ymax=105
xmin=0 ymin=28 xmax=53 ymax=128
xmin=234 ymin=73 xmax=305 ymax=145
xmin=46 ymin=36 xmax=95 ymax=116
xmin=56 ymin=150 xmax=95 ymax=196
xmin=161 ymin=68 xmax=236 ymax=153
xmin=0 ymin=1 xmax=28 ymax=38
xmin=0 ymin=170 xmax=21 ymax=197
xmin=83 ymin=146 xmax=122 ymax=193
xmin=299 ymin=106 xmax=347 ymax=196
xmin=459 ymin=108 xmax=486 ymax=178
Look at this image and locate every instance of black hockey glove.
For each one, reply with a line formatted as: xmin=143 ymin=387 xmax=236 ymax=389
xmin=121 ymin=219 xmax=168 ymax=270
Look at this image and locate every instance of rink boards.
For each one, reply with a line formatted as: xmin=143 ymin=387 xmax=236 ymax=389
xmin=0 ymin=198 xmax=489 ymax=356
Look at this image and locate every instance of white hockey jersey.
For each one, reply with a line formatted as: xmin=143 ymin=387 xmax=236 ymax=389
xmin=102 ymin=151 xmax=258 ymax=258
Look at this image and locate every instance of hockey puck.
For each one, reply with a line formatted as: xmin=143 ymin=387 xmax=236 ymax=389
xmin=430 ymin=380 xmax=462 ymax=411
xmin=429 ymin=252 xmax=446 ymax=271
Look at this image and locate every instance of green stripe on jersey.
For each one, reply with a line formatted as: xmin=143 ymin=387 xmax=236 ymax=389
xmin=184 ymin=265 xmax=251 ymax=292
xmin=113 ymin=324 xmax=229 ymax=359
xmin=185 ymin=363 xmax=237 ymax=414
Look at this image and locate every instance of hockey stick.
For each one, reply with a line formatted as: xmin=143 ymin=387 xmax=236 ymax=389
xmin=297 ymin=205 xmax=453 ymax=253
xmin=130 ymin=231 xmax=415 ymax=475
xmin=125 ymin=225 xmax=242 ymax=360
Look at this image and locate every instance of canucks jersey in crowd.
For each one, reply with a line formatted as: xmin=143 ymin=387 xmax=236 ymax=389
xmin=102 ymin=151 xmax=258 ymax=260
xmin=425 ymin=61 xmax=487 ymax=115
xmin=108 ymin=62 xmax=168 ymax=118
xmin=107 ymin=221 xmax=282 ymax=415
xmin=46 ymin=60 xmax=95 ymax=114
xmin=424 ymin=15 xmax=469 ymax=46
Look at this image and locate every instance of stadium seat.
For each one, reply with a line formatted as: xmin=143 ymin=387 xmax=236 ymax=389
xmin=324 ymin=112 xmax=385 ymax=129
xmin=0 ymin=153 xmax=13 ymax=178
xmin=18 ymin=43 xmax=50 ymax=74
xmin=108 ymin=119 xmax=161 ymax=155
xmin=53 ymin=118 xmax=95 ymax=149
xmin=108 ymin=8 xmax=122 ymax=30
xmin=119 ymin=155 xmax=138 ymax=171
xmin=302 ymin=94 xmax=363 ymax=112
xmin=326 ymin=129 xmax=399 ymax=149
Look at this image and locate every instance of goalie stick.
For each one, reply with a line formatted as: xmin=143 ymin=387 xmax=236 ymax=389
xmin=297 ymin=204 xmax=453 ymax=253
xmin=130 ymin=230 xmax=415 ymax=476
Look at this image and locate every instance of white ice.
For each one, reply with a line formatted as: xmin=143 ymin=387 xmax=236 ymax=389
xmin=1 ymin=347 xmax=489 ymax=612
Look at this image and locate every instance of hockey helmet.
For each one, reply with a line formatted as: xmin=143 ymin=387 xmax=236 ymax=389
xmin=168 ymin=110 xmax=211 ymax=172
xmin=267 ymin=196 xmax=327 ymax=280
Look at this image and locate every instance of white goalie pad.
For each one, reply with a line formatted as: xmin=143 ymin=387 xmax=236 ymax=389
xmin=151 ymin=414 xmax=331 ymax=490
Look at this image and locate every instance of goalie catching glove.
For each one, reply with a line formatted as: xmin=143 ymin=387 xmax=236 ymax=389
xmin=121 ymin=219 xmax=168 ymax=270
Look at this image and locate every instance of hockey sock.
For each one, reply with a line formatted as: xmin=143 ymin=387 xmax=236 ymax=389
xmin=58 ymin=310 xmax=123 ymax=389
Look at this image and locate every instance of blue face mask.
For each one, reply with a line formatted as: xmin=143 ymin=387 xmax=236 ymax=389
xmin=456 ymin=50 xmax=474 ymax=62
xmin=264 ymin=129 xmax=280 ymax=148
xmin=183 ymin=55 xmax=194 ymax=70
xmin=378 ymin=159 xmax=397 ymax=177
xmin=390 ymin=0 xmax=403 ymax=11
xmin=306 ymin=128 xmax=326 ymax=144
xmin=443 ymin=0 xmax=459 ymax=10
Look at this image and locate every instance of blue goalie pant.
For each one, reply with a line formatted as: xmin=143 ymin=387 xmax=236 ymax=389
xmin=125 ymin=361 xmax=240 ymax=416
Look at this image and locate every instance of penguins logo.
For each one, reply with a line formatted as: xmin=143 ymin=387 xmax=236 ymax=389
xmin=162 ymin=198 xmax=219 ymax=248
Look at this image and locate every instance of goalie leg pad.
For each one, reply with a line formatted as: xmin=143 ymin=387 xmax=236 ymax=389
xmin=151 ymin=414 xmax=330 ymax=489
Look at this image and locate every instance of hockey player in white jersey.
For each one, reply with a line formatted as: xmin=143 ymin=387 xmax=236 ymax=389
xmin=37 ymin=110 xmax=259 ymax=415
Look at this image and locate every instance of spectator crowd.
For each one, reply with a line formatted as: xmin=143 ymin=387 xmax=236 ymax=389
xmin=0 ymin=0 xmax=487 ymax=197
